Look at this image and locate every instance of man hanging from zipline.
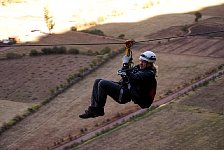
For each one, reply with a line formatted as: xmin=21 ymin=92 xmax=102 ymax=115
xmin=79 ymin=40 xmax=157 ymax=119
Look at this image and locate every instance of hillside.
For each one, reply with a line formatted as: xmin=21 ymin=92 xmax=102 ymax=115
xmin=1 ymin=0 xmax=223 ymax=40
xmin=0 ymin=3 xmax=224 ymax=150
xmin=73 ymin=75 xmax=224 ymax=150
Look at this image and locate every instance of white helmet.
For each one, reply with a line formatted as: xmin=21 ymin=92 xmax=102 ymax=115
xmin=139 ymin=51 xmax=156 ymax=63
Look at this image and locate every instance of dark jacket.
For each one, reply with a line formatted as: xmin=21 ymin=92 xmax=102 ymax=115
xmin=126 ymin=65 xmax=157 ymax=108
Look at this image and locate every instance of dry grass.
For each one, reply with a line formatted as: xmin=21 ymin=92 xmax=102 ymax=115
xmin=0 ymin=31 xmax=124 ymax=58
xmin=155 ymin=53 xmax=224 ymax=98
xmin=0 ymin=2 xmax=224 ymax=150
xmin=0 ymin=100 xmax=33 ymax=125
xmin=90 ymin=14 xmax=196 ymax=40
xmin=0 ymin=54 xmax=97 ymax=103
xmin=0 ymin=49 xmax=223 ymax=150
xmin=73 ymin=76 xmax=224 ymax=150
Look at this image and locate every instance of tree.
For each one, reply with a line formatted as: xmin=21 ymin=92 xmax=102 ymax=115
xmin=44 ymin=7 xmax=55 ymax=34
xmin=194 ymin=12 xmax=202 ymax=22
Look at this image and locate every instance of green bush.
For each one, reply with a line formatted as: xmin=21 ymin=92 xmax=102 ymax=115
xmin=41 ymin=47 xmax=53 ymax=54
xmin=81 ymin=29 xmax=105 ymax=36
xmin=70 ymin=26 xmax=77 ymax=31
xmin=100 ymin=47 xmax=111 ymax=55
xmin=86 ymin=50 xmax=95 ymax=56
xmin=28 ymin=104 xmax=41 ymax=113
xmin=29 ymin=49 xmax=40 ymax=56
xmin=52 ymin=46 xmax=67 ymax=54
xmin=50 ymin=89 xmax=55 ymax=95
xmin=195 ymin=11 xmax=202 ymax=22
xmin=13 ymin=115 xmax=23 ymax=122
xmin=68 ymin=48 xmax=79 ymax=54
xmin=41 ymin=46 xmax=67 ymax=54
xmin=118 ymin=34 xmax=125 ymax=39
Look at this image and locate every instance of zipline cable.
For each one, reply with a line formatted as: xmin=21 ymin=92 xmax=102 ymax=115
xmin=0 ymin=30 xmax=224 ymax=48
xmin=0 ymin=42 xmax=124 ymax=47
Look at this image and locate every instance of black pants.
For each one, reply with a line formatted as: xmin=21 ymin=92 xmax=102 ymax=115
xmin=90 ymin=79 xmax=131 ymax=109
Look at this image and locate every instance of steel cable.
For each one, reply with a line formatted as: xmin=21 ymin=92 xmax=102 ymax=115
xmin=0 ymin=30 xmax=224 ymax=47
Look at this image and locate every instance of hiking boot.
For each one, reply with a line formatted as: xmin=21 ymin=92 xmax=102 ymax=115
xmin=79 ymin=107 xmax=104 ymax=119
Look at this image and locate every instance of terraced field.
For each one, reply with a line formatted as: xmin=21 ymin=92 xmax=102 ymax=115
xmin=73 ymin=76 xmax=224 ymax=150
xmin=0 ymin=7 xmax=224 ymax=150
xmin=1 ymin=34 xmax=223 ymax=150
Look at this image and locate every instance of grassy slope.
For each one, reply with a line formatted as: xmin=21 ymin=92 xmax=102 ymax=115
xmin=0 ymin=4 xmax=224 ymax=150
xmin=69 ymin=5 xmax=224 ymax=150
xmin=90 ymin=14 xmax=195 ymax=40
xmin=0 ymin=49 xmax=222 ymax=150
xmin=74 ymin=76 xmax=224 ymax=150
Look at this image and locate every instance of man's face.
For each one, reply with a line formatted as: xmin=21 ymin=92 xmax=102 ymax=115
xmin=139 ymin=59 xmax=148 ymax=69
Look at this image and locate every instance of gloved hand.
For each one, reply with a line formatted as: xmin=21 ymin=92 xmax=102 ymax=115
xmin=122 ymin=55 xmax=131 ymax=64
xmin=117 ymin=69 xmax=126 ymax=76
xmin=125 ymin=40 xmax=135 ymax=48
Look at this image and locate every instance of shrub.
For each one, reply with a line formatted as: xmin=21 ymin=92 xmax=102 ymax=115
xmin=1 ymin=122 xmax=10 ymax=132
xmin=91 ymin=59 xmax=97 ymax=66
xmin=102 ymin=53 xmax=110 ymax=60
xmin=28 ymin=104 xmax=41 ymax=113
xmin=79 ymin=68 xmax=85 ymax=74
xmin=41 ymin=47 xmax=52 ymax=54
xmin=100 ymin=47 xmax=111 ymax=55
xmin=94 ymin=51 xmax=100 ymax=55
xmin=50 ymin=89 xmax=55 ymax=95
xmin=41 ymin=46 xmax=67 ymax=54
xmin=97 ymin=55 xmax=104 ymax=62
xmin=80 ymin=128 xmax=87 ymax=133
xmin=70 ymin=26 xmax=77 ymax=31
xmin=81 ymin=29 xmax=105 ymax=36
xmin=86 ymin=50 xmax=94 ymax=56
xmin=29 ymin=49 xmax=40 ymax=56
xmin=68 ymin=48 xmax=79 ymax=54
xmin=118 ymin=34 xmax=125 ymax=39
xmin=53 ymin=46 xmax=67 ymax=54
xmin=89 ymin=63 xmax=95 ymax=68
xmin=13 ymin=115 xmax=23 ymax=122
xmin=60 ymin=84 xmax=65 ymax=89
xmin=57 ymin=46 xmax=67 ymax=54
xmin=195 ymin=11 xmax=202 ymax=22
